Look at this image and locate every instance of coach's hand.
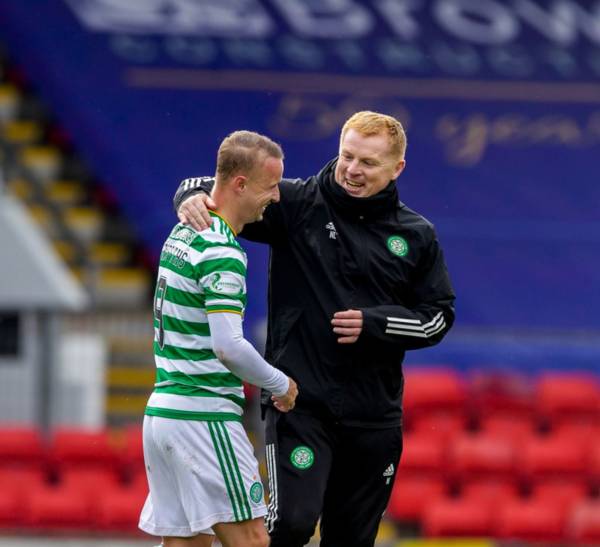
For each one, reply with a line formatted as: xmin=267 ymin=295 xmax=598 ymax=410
xmin=272 ymin=378 xmax=298 ymax=412
xmin=178 ymin=193 xmax=216 ymax=231
xmin=332 ymin=309 xmax=363 ymax=344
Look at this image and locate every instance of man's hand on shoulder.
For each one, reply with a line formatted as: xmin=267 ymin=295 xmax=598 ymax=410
xmin=178 ymin=192 xmax=217 ymax=231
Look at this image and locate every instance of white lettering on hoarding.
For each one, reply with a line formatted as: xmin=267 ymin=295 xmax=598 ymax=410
xmin=434 ymin=0 xmax=518 ymax=45
xmin=270 ymin=0 xmax=373 ymax=38
xmin=65 ymin=0 xmax=274 ymax=37
xmin=65 ymin=0 xmax=600 ymax=46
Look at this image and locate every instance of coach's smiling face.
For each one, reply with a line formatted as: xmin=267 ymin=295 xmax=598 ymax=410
xmin=335 ymin=128 xmax=405 ymax=198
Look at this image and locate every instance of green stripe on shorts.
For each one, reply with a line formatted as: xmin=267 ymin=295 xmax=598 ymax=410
xmin=217 ymin=421 xmax=252 ymax=520
xmin=208 ymin=422 xmax=251 ymax=521
xmin=208 ymin=421 xmax=241 ymax=521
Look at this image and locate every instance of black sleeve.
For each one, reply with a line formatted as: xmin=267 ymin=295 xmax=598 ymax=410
xmin=359 ymin=228 xmax=455 ymax=350
xmin=172 ymin=176 xmax=303 ymax=246
xmin=173 ymin=177 xmax=214 ymax=212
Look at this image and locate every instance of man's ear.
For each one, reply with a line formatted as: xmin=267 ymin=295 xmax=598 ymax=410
xmin=232 ymin=175 xmax=248 ymax=195
xmin=393 ymin=159 xmax=406 ymax=180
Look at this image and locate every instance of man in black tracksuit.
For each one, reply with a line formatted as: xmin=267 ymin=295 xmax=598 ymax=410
xmin=173 ymin=111 xmax=455 ymax=546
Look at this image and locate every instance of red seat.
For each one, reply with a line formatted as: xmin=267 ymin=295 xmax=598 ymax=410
xmin=49 ymin=427 xmax=118 ymax=471
xmin=568 ymin=500 xmax=600 ymax=544
xmin=460 ymin=478 xmax=519 ymax=507
xmin=422 ymin=495 xmax=494 ymax=537
xmin=536 ymin=373 xmax=599 ymax=421
xmin=130 ymin=466 xmax=149 ymax=492
xmin=478 ymin=412 xmax=536 ymax=443
xmin=552 ymin=419 xmax=600 ymax=440
xmin=26 ymin=485 xmax=92 ymax=529
xmin=531 ymin=479 xmax=588 ymax=513
xmin=0 ymin=466 xmax=47 ymax=492
xmin=590 ymin=441 xmax=600 ymax=486
xmin=0 ymin=489 xmax=24 ymax=528
xmin=120 ymin=424 xmax=144 ymax=476
xmin=496 ymin=496 xmax=567 ymax=541
xmin=410 ymin=412 xmax=467 ymax=441
xmin=469 ymin=372 xmax=534 ymax=419
xmin=399 ymin=432 xmax=446 ymax=476
xmin=387 ymin=474 xmax=447 ymax=523
xmin=519 ymin=433 xmax=588 ymax=482
xmin=0 ymin=466 xmax=48 ymax=527
xmin=449 ymin=433 xmax=516 ymax=481
xmin=403 ymin=368 xmax=466 ymax=416
xmin=96 ymin=485 xmax=147 ymax=531
xmin=0 ymin=427 xmax=45 ymax=467
xmin=58 ymin=467 xmax=122 ymax=495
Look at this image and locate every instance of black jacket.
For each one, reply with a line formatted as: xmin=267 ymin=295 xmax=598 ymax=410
xmin=174 ymin=159 xmax=455 ymax=427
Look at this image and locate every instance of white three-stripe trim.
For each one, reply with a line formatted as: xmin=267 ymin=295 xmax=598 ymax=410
xmin=265 ymin=443 xmax=279 ymax=533
xmin=385 ymin=311 xmax=446 ymax=338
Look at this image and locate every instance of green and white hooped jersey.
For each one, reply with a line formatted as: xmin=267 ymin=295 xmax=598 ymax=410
xmin=145 ymin=212 xmax=248 ymax=422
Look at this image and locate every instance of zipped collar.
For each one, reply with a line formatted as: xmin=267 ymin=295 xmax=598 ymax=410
xmin=316 ymin=158 xmax=400 ymax=219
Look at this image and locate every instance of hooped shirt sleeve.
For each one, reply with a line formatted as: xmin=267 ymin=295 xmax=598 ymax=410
xmin=360 ymin=229 xmax=455 ymax=350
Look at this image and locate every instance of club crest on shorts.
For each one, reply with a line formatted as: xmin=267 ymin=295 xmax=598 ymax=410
xmin=290 ymin=446 xmax=314 ymax=469
xmin=387 ymin=235 xmax=408 ymax=257
xmin=249 ymin=481 xmax=263 ymax=503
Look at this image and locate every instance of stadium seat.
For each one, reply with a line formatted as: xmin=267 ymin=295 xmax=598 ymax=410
xmin=469 ymin=371 xmax=534 ymax=419
xmin=478 ymin=412 xmax=537 ymax=443
xmin=0 ymin=489 xmax=22 ymax=528
xmin=0 ymin=83 xmax=20 ymax=123
xmin=2 ymin=119 xmax=42 ymax=147
xmin=399 ymin=432 xmax=447 ymax=476
xmin=96 ymin=485 xmax=147 ymax=531
xmin=567 ymin=500 xmax=600 ymax=544
xmin=535 ymin=373 xmax=599 ymax=422
xmin=552 ymin=418 xmax=600 ymax=440
xmin=410 ymin=411 xmax=468 ymax=440
xmin=119 ymin=424 xmax=145 ymax=477
xmin=0 ymin=464 xmax=45 ymax=528
xmin=26 ymin=484 xmax=91 ymax=529
xmin=58 ymin=467 xmax=122 ymax=496
xmin=403 ymin=368 xmax=466 ymax=417
xmin=449 ymin=432 xmax=516 ymax=481
xmin=49 ymin=427 xmax=118 ymax=471
xmin=496 ymin=496 xmax=567 ymax=541
xmin=45 ymin=180 xmax=85 ymax=208
xmin=63 ymin=206 xmax=104 ymax=243
xmin=422 ymin=495 xmax=494 ymax=537
xmin=0 ymin=426 xmax=45 ymax=467
xmin=0 ymin=466 xmax=47 ymax=492
xmin=590 ymin=440 xmax=600 ymax=487
xmin=519 ymin=432 xmax=588 ymax=482
xmin=460 ymin=478 xmax=519 ymax=507
xmin=531 ymin=479 xmax=589 ymax=513
xmin=129 ymin=466 xmax=149 ymax=492
xmin=20 ymin=144 xmax=62 ymax=183
xmin=387 ymin=474 xmax=447 ymax=523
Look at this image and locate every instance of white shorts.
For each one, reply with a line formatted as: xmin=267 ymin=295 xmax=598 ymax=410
xmin=139 ymin=415 xmax=267 ymax=538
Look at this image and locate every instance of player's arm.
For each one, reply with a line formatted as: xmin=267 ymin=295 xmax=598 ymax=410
xmin=174 ymin=176 xmax=289 ymax=245
xmin=208 ymin=312 xmax=297 ymax=412
xmin=198 ymin=251 xmax=297 ymax=410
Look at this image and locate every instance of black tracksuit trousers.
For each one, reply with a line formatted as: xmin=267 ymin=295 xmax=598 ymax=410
xmin=264 ymin=407 xmax=403 ymax=547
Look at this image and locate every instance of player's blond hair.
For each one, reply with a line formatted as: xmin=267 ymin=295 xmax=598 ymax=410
xmin=341 ymin=111 xmax=407 ymax=161
xmin=216 ymin=130 xmax=283 ymax=182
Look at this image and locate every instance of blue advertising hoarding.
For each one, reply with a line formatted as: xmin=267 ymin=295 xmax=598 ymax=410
xmin=1 ymin=0 xmax=599 ymax=370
